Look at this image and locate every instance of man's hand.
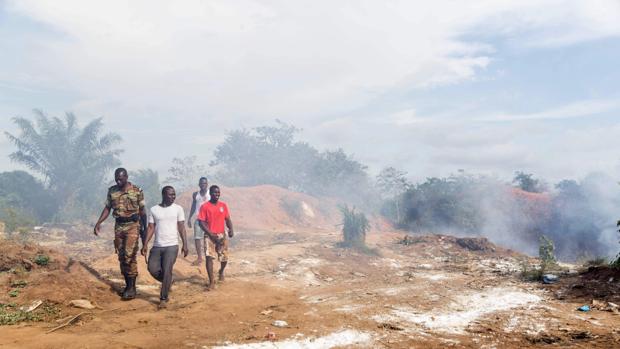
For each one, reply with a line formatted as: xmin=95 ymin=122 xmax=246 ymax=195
xmin=93 ymin=224 xmax=101 ymax=236
xmin=187 ymin=220 xmax=192 ymax=228
xmin=228 ymin=229 xmax=234 ymax=238
xmin=141 ymin=245 xmax=147 ymax=256
xmin=182 ymin=244 xmax=189 ymax=257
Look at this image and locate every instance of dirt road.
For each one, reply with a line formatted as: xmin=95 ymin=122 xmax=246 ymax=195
xmin=1 ymin=229 xmax=619 ymax=348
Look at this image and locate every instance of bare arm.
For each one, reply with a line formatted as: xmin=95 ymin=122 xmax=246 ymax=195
xmin=93 ymin=206 xmax=111 ymax=236
xmin=198 ymin=220 xmax=218 ymax=242
xmin=140 ymin=223 xmax=156 ymax=257
xmin=177 ymin=221 xmax=189 ymax=257
xmin=187 ymin=193 xmax=197 ymax=228
xmin=226 ymin=217 xmax=234 ymax=238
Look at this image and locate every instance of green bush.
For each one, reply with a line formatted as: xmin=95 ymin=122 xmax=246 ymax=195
xmin=538 ymin=235 xmax=557 ymax=272
xmin=339 ymin=205 xmax=369 ymax=248
xmin=34 ymin=255 xmax=49 ymax=266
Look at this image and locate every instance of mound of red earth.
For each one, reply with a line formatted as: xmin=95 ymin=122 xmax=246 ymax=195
xmin=177 ymin=184 xmax=361 ymax=232
xmin=0 ymin=239 xmax=115 ymax=306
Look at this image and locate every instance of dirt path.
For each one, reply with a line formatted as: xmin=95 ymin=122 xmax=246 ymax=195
xmin=1 ymin=230 xmax=619 ymax=348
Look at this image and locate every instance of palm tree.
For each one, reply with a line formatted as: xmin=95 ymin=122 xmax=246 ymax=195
xmin=5 ymin=110 xmax=123 ymax=220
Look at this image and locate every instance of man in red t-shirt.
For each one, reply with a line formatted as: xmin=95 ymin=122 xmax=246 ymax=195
xmin=197 ymin=185 xmax=234 ymax=290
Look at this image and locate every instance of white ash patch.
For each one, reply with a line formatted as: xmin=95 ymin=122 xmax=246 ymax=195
xmin=475 ymin=259 xmax=521 ymax=274
xmin=334 ymin=304 xmax=364 ymax=313
xmin=380 ymin=258 xmax=404 ymax=269
xmin=211 ymin=329 xmax=372 ymax=349
xmin=303 ymin=271 xmax=322 ymax=286
xmin=299 ymin=258 xmax=323 ymax=266
xmin=414 ymin=272 xmax=451 ymax=281
xmin=375 ymin=286 xmax=412 ymax=296
xmin=373 ymin=287 xmax=542 ymax=334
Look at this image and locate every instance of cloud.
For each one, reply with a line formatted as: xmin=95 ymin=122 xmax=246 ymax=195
xmin=2 ymin=1 xmax=620 ymax=179
xmin=5 ymin=0 xmax=618 ymax=124
xmin=475 ymin=99 xmax=620 ymax=122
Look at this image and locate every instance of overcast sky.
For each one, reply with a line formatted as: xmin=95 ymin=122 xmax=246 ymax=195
xmin=1 ymin=0 xmax=619 ymax=184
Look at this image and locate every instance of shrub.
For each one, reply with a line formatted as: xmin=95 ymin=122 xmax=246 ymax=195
xmin=34 ymin=255 xmax=49 ymax=266
xmin=538 ymin=235 xmax=557 ymax=272
xmin=339 ymin=205 xmax=369 ymax=248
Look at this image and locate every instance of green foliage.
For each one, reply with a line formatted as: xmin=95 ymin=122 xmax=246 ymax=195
xmin=376 ymin=167 xmax=411 ymax=223
xmin=4 ymin=111 xmax=122 ymax=222
xmin=0 ymin=207 xmax=36 ymax=235
xmin=339 ymin=205 xmax=369 ymax=248
xmin=611 ymin=256 xmax=620 ymax=269
xmin=0 ymin=302 xmax=60 ymax=325
xmin=211 ymin=120 xmax=371 ymax=204
xmin=385 ymin=171 xmax=617 ymax=261
xmin=513 ymin=171 xmax=546 ymax=193
xmin=0 ymin=171 xmax=54 ymax=222
xmin=582 ymin=256 xmax=608 ymax=267
xmin=538 ymin=235 xmax=557 ymax=271
xmin=520 ymin=261 xmax=543 ymax=281
xmin=10 ymin=280 xmax=27 ymax=288
xmin=165 ymin=156 xmax=206 ymax=192
xmin=8 ymin=290 xmax=19 ymax=297
xmin=376 ymin=167 xmax=411 ymax=197
xmin=133 ymin=168 xmax=161 ymax=206
xmin=34 ymin=255 xmax=49 ymax=266
xmin=397 ymin=174 xmax=488 ymax=233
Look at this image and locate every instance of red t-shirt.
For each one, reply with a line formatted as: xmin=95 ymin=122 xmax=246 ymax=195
xmin=197 ymin=201 xmax=230 ymax=235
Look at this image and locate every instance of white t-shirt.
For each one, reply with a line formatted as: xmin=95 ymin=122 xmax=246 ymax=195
xmin=192 ymin=191 xmax=210 ymax=221
xmin=148 ymin=203 xmax=185 ymax=247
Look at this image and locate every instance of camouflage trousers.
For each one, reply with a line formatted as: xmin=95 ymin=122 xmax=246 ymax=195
xmin=114 ymin=222 xmax=140 ymax=277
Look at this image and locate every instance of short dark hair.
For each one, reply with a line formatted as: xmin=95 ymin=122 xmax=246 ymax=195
xmin=161 ymin=185 xmax=175 ymax=195
xmin=114 ymin=167 xmax=127 ymax=176
xmin=209 ymin=185 xmax=220 ymax=193
xmin=199 ymin=177 xmax=208 ymax=182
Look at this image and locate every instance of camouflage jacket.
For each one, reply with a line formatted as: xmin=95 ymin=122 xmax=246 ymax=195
xmin=105 ymin=183 xmax=145 ymax=219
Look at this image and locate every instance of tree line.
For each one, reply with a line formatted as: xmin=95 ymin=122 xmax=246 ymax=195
xmin=2 ymin=111 xmax=619 ymax=262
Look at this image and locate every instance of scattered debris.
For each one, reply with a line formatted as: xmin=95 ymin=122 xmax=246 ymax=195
xmin=272 ymin=320 xmax=288 ymax=327
xmin=398 ymin=235 xmax=423 ymax=245
xmin=46 ymin=312 xmax=87 ymax=334
xmin=577 ymin=305 xmax=590 ymax=312
xmin=455 ymin=237 xmax=495 ymax=252
xmin=570 ymin=330 xmax=593 ymax=340
xmin=20 ymin=300 xmax=43 ymax=313
xmin=352 ymin=272 xmax=367 ymax=278
xmin=265 ymin=332 xmax=277 ymax=341
xmin=69 ymin=299 xmax=96 ymax=310
xmin=542 ymin=274 xmax=558 ymax=284
xmin=378 ymin=322 xmax=404 ymax=331
xmin=260 ymin=309 xmax=273 ymax=316
xmin=590 ymin=299 xmax=619 ymax=312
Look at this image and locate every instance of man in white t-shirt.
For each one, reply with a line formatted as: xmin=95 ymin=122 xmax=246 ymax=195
xmin=141 ymin=186 xmax=188 ymax=309
xmin=187 ymin=177 xmax=210 ymax=266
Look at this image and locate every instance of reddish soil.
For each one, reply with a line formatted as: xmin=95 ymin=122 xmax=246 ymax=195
xmin=0 ymin=185 xmax=618 ymax=348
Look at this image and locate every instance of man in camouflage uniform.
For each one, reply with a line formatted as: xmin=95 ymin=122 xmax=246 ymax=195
xmin=94 ymin=168 xmax=146 ymax=300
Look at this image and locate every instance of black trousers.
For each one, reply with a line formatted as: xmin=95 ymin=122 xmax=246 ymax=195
xmin=147 ymin=245 xmax=178 ymax=301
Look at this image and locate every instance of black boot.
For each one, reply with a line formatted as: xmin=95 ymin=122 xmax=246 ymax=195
xmin=121 ymin=276 xmax=136 ymax=300
xmin=118 ymin=274 xmax=129 ymax=296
